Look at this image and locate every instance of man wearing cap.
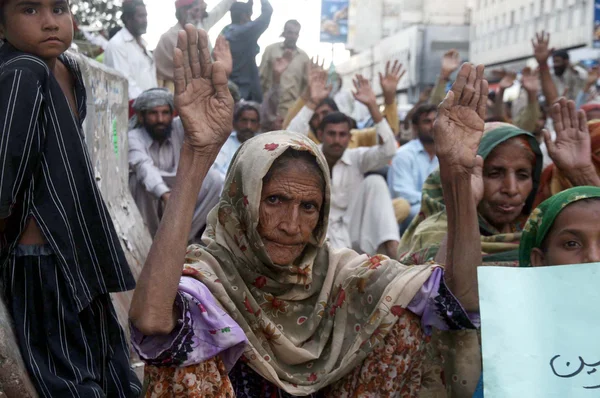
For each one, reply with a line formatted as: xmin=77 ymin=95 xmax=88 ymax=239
xmin=105 ymin=0 xmax=157 ymax=100
xmin=223 ymin=0 xmax=273 ymax=102
xmin=259 ymin=20 xmax=309 ymax=118
xmin=128 ymin=89 xmax=223 ymax=241
xmin=154 ymin=0 xmax=235 ymax=92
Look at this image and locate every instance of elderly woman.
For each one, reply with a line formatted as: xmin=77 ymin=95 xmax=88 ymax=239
xmin=400 ymin=98 xmax=600 ymax=397
xmin=129 ymin=26 xmax=487 ymax=397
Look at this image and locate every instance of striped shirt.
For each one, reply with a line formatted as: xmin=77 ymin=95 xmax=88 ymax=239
xmin=0 ymin=44 xmax=135 ymax=311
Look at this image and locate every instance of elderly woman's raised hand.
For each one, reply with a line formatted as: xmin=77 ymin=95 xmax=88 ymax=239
xmin=434 ymin=63 xmax=488 ymax=173
xmin=174 ymin=25 xmax=234 ymax=153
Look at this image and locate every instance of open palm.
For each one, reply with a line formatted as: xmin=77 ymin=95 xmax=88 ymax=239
xmin=434 ymin=63 xmax=488 ymax=170
xmin=353 ymin=74 xmax=377 ymax=106
xmin=545 ymin=98 xmax=592 ymax=172
xmin=174 ymin=25 xmax=234 ymax=152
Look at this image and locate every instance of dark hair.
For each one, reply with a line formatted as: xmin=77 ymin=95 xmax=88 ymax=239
xmin=284 ymin=19 xmax=301 ymax=30
xmin=121 ymin=0 xmax=145 ymax=24
xmin=553 ymin=49 xmax=569 ymax=61
xmin=411 ymin=104 xmax=437 ymax=125
xmin=230 ymin=2 xmax=252 ymax=24
xmin=319 ymin=111 xmax=351 ymax=132
xmin=316 ymin=97 xmax=339 ymax=112
xmin=175 ymin=0 xmax=198 ymax=22
xmin=234 ymin=103 xmax=260 ymax=123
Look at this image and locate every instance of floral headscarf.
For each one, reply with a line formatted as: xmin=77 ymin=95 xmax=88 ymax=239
xmin=181 ymin=131 xmax=439 ymax=395
xmin=519 ymin=186 xmax=600 ymax=267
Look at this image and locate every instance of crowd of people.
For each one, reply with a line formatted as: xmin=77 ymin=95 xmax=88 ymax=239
xmin=2 ymin=0 xmax=600 ymax=397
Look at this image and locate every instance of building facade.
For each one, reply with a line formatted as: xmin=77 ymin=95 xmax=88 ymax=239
xmin=470 ymin=0 xmax=595 ymax=66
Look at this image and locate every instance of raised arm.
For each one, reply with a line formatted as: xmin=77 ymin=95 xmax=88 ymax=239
xmin=513 ymin=67 xmax=542 ymax=132
xmin=532 ymin=31 xmax=559 ymax=106
xmin=434 ymin=63 xmax=488 ymax=313
xmin=202 ymin=0 xmax=236 ymax=31
xmin=544 ymin=98 xmax=600 ymax=187
xmin=129 ymin=25 xmax=234 ymax=336
xmin=430 ymin=49 xmax=461 ymax=106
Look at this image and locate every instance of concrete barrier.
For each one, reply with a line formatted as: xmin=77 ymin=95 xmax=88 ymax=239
xmin=0 ymin=53 xmax=152 ymax=395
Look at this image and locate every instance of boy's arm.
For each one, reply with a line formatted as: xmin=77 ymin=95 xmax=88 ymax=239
xmin=0 ymin=69 xmax=44 ymax=218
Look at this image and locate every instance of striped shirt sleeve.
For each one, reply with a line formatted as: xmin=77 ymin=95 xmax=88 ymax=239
xmin=0 ymin=68 xmax=44 ymax=218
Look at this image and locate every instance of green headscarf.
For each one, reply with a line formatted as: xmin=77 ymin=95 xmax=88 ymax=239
xmin=519 ymin=186 xmax=600 ymax=267
xmin=399 ymin=122 xmax=543 ymax=266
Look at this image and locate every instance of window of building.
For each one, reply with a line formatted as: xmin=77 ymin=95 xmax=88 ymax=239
xmin=540 ymin=0 xmax=545 ymax=14
xmin=510 ymin=10 xmax=516 ymax=26
xmin=567 ymin=5 xmax=574 ymax=29
xmin=556 ymin=11 xmax=561 ymax=31
xmin=529 ymin=3 xmax=535 ymax=20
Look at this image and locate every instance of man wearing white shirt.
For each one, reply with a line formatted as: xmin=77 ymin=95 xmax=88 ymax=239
xmin=104 ymin=1 xmax=157 ymax=100
xmin=310 ymin=72 xmax=401 ymax=257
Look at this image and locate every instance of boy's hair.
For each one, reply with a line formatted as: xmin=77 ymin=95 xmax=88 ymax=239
xmin=230 ymin=2 xmax=252 ymax=24
xmin=319 ymin=111 xmax=351 ymax=132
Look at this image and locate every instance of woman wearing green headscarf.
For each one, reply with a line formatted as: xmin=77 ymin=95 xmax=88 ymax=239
xmin=406 ymin=98 xmax=600 ymax=397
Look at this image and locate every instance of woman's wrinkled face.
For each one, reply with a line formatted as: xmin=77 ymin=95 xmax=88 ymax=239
xmin=258 ymin=160 xmax=324 ymax=266
xmin=478 ymin=139 xmax=534 ymax=233
xmin=531 ymin=200 xmax=600 ymax=267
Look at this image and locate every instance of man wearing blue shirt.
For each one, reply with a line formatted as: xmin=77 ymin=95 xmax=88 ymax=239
xmin=223 ymin=0 xmax=273 ymax=102
xmin=388 ymin=104 xmax=439 ymax=233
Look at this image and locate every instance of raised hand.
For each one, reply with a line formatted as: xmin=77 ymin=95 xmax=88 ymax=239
xmin=521 ymin=67 xmax=540 ymax=94
xmin=544 ymin=98 xmax=593 ymax=174
xmin=272 ymin=49 xmax=293 ymax=82
xmin=379 ymin=60 xmax=405 ymax=103
xmin=307 ymin=59 xmax=332 ymax=107
xmin=532 ymin=31 xmax=555 ymax=65
xmin=434 ymin=63 xmax=488 ymax=171
xmin=353 ymin=74 xmax=377 ymax=107
xmin=212 ymin=34 xmax=232 ymax=78
xmin=441 ymin=49 xmax=461 ymax=80
xmin=174 ymin=25 xmax=234 ymax=153
xmin=498 ymin=70 xmax=516 ymax=90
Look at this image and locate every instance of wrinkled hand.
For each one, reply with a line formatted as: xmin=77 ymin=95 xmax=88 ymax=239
xmin=521 ymin=67 xmax=540 ymax=94
xmin=441 ymin=49 xmax=461 ymax=79
xmin=273 ymin=49 xmax=293 ymax=80
xmin=544 ymin=98 xmax=593 ymax=173
xmin=353 ymin=74 xmax=377 ymax=107
xmin=498 ymin=70 xmax=516 ymax=90
xmin=434 ymin=63 xmax=488 ymax=171
xmin=212 ymin=35 xmax=232 ymax=77
xmin=532 ymin=31 xmax=555 ymax=65
xmin=174 ymin=25 xmax=234 ymax=153
xmin=379 ymin=60 xmax=405 ymax=102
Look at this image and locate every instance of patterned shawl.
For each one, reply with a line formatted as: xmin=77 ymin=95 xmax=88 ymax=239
xmin=399 ymin=122 xmax=543 ymax=267
xmin=519 ymin=186 xmax=600 ymax=267
xmin=533 ymin=120 xmax=600 ymax=207
xmin=182 ymin=131 xmax=439 ymax=395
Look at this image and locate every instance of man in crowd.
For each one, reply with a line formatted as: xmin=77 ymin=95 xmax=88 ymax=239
xmin=104 ymin=0 xmax=157 ymax=100
xmin=261 ymin=49 xmax=293 ymax=132
xmin=314 ymin=77 xmax=399 ymax=258
xmin=154 ymin=0 xmax=235 ymax=91
xmin=223 ymin=0 xmax=273 ymax=102
xmin=551 ymin=49 xmax=585 ymax=100
xmin=388 ymin=104 xmax=439 ymax=233
xmin=259 ymin=20 xmax=309 ymax=118
xmin=128 ymin=89 xmax=223 ymax=241
xmin=214 ymin=102 xmax=262 ymax=180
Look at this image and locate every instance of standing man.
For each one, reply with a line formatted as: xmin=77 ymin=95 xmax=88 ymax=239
xmin=104 ymin=0 xmax=157 ymax=100
xmin=223 ymin=0 xmax=273 ymax=102
xmin=387 ymin=104 xmax=439 ymax=233
xmin=155 ymin=0 xmax=236 ymax=91
xmin=128 ymin=89 xmax=223 ymax=241
xmin=259 ymin=20 xmax=309 ymax=117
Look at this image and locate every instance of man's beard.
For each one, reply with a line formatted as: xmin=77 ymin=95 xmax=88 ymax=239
xmin=418 ymin=132 xmax=434 ymax=144
xmin=145 ymin=122 xmax=173 ymax=142
xmin=237 ymin=129 xmax=255 ymax=143
xmin=554 ymin=66 xmax=567 ymax=76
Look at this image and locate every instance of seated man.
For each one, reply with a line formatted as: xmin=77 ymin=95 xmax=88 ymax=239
xmin=128 ymin=89 xmax=223 ymax=241
xmin=314 ymin=78 xmax=399 ymax=257
xmin=388 ymin=104 xmax=439 ymax=234
xmin=213 ymin=102 xmax=261 ymax=179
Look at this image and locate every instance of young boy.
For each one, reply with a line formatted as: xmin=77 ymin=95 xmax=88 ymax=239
xmin=0 ymin=0 xmax=141 ymax=396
